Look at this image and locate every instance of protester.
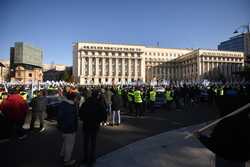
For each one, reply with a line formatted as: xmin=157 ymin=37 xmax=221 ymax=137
xmin=134 ymin=87 xmax=143 ymax=117
xmin=111 ymin=89 xmax=123 ymax=126
xmin=30 ymin=90 xmax=48 ymax=132
xmin=148 ymin=87 xmax=156 ymax=113
xmin=104 ymin=87 xmax=113 ymax=125
xmin=56 ymin=90 xmax=78 ymax=166
xmin=79 ymin=90 xmax=106 ymax=166
xmin=0 ymin=88 xmax=29 ymax=139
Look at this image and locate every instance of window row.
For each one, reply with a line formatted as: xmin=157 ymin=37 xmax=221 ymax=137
xmin=144 ymin=52 xmax=182 ymax=57
xmin=82 ymin=46 xmax=142 ymax=52
xmin=81 ymin=51 xmax=141 ymax=57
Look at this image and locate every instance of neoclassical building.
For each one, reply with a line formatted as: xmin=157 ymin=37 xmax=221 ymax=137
xmin=73 ymin=42 xmax=244 ymax=85
xmin=173 ymin=49 xmax=244 ymax=81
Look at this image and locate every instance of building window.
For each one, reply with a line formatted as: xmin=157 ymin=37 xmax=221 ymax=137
xmin=29 ymin=73 xmax=32 ymax=77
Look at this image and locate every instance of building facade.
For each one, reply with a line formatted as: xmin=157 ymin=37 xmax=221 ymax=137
xmin=10 ymin=42 xmax=43 ymax=84
xmin=73 ymin=42 xmax=145 ymax=85
xmin=73 ymin=42 xmax=244 ymax=85
xmin=0 ymin=60 xmax=10 ymax=83
xmin=43 ymin=63 xmax=67 ymax=72
xmin=14 ymin=65 xmax=43 ymax=84
xmin=218 ymin=32 xmax=250 ymax=64
xmin=174 ymin=49 xmax=244 ymax=81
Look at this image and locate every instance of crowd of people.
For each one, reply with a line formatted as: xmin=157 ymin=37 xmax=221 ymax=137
xmin=0 ymin=81 xmax=250 ymax=166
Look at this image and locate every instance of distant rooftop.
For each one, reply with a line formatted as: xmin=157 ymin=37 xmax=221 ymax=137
xmin=75 ymin=41 xmax=193 ymax=50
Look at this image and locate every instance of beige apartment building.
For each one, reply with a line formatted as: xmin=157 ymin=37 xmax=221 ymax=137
xmin=73 ymin=42 xmax=244 ymax=85
xmin=14 ymin=65 xmax=43 ymax=84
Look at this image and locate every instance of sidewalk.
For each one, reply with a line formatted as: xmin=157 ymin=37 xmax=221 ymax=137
xmin=87 ymin=124 xmax=216 ymax=167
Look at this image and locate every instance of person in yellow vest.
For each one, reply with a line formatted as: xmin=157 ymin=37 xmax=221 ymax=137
xmin=165 ymin=86 xmax=174 ymax=110
xmin=134 ymin=87 xmax=143 ymax=117
xmin=218 ymin=86 xmax=224 ymax=96
xmin=149 ymin=87 xmax=156 ymax=113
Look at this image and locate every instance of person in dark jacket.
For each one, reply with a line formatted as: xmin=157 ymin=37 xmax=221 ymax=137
xmin=30 ymin=90 xmax=48 ymax=132
xmin=79 ymin=90 xmax=106 ymax=166
xmin=57 ymin=90 xmax=78 ymax=166
xmin=111 ymin=90 xmax=123 ymax=126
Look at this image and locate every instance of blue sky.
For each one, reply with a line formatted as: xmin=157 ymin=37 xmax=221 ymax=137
xmin=0 ymin=0 xmax=249 ymax=65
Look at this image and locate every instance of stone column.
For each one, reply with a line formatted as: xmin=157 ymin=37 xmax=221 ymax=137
xmin=128 ymin=58 xmax=131 ymax=79
xmin=102 ymin=58 xmax=105 ymax=77
xmin=82 ymin=57 xmax=85 ymax=76
xmin=198 ymin=57 xmax=202 ymax=77
xmin=122 ymin=58 xmax=125 ymax=77
xmin=141 ymin=58 xmax=145 ymax=82
xmin=77 ymin=54 xmax=81 ymax=77
xmin=109 ymin=58 xmax=112 ymax=77
xmin=228 ymin=63 xmax=232 ymax=79
xmin=88 ymin=57 xmax=92 ymax=76
xmin=95 ymin=57 xmax=99 ymax=76
xmin=115 ymin=58 xmax=119 ymax=77
xmin=134 ymin=59 xmax=138 ymax=79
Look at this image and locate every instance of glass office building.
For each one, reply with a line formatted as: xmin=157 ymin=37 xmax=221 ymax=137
xmin=218 ymin=33 xmax=250 ymax=64
xmin=13 ymin=42 xmax=43 ymax=67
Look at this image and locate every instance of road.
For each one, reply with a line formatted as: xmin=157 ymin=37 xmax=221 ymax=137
xmin=0 ymin=102 xmax=218 ymax=167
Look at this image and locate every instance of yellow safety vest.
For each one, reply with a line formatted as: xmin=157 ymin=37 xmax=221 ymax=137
xmin=127 ymin=92 xmax=134 ymax=102
xmin=149 ymin=91 xmax=156 ymax=102
xmin=165 ymin=90 xmax=173 ymax=101
xmin=219 ymin=88 xmax=224 ymax=96
xmin=134 ymin=90 xmax=142 ymax=103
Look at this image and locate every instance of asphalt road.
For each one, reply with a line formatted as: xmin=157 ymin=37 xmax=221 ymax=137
xmin=0 ymin=102 xmax=218 ymax=167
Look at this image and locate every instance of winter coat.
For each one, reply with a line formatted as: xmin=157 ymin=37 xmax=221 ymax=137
xmin=79 ymin=96 xmax=106 ymax=132
xmin=104 ymin=90 xmax=113 ymax=105
xmin=30 ymin=96 xmax=48 ymax=113
xmin=0 ymin=94 xmax=28 ymax=122
xmin=111 ymin=94 xmax=123 ymax=111
xmin=56 ymin=97 xmax=78 ymax=133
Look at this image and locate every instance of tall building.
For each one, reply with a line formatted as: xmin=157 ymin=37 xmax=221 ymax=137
xmin=218 ymin=32 xmax=250 ymax=64
xmin=10 ymin=42 xmax=43 ymax=84
xmin=73 ymin=42 xmax=244 ymax=85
